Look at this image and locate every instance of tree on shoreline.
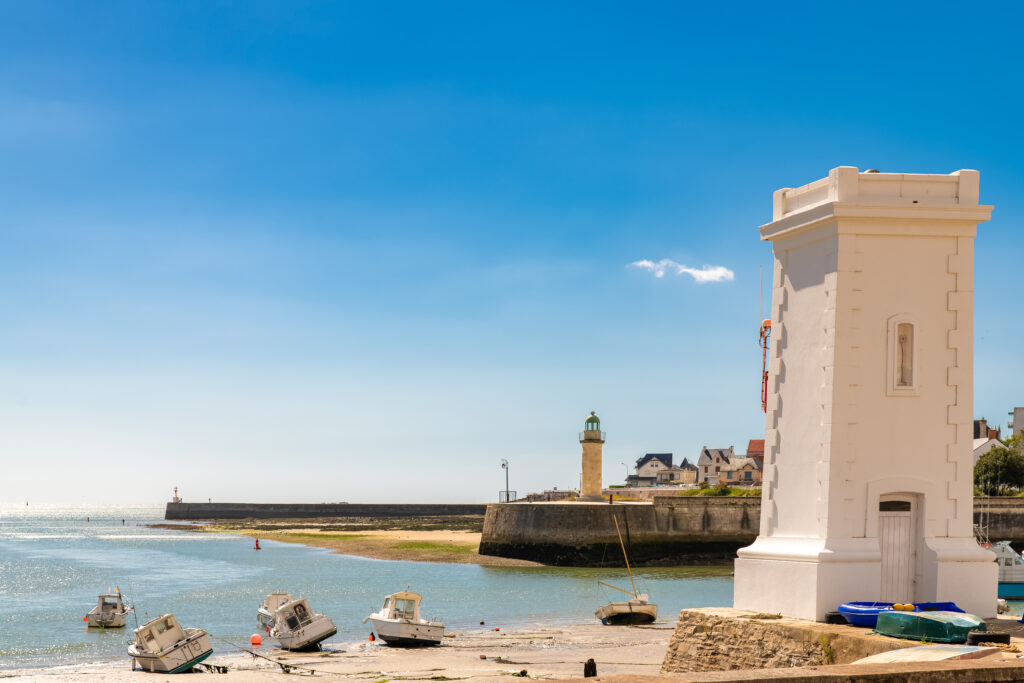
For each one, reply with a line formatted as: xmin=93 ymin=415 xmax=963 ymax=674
xmin=974 ymin=446 xmax=1024 ymax=496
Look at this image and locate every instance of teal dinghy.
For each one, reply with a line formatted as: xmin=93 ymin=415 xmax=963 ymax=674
xmin=874 ymin=610 xmax=985 ymax=644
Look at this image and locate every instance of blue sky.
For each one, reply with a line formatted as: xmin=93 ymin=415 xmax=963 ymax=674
xmin=2 ymin=2 xmax=1022 ymax=503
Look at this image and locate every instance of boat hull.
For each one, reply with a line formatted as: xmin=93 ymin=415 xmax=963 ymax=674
xmin=595 ymin=601 xmax=657 ymax=625
xmin=998 ymin=583 xmax=1024 ymax=600
xmin=837 ymin=602 xmax=965 ymax=628
xmin=257 ymin=607 xmax=275 ymax=632
xmin=873 ymin=610 xmax=984 ymax=644
xmin=274 ymin=617 xmax=338 ymax=651
xmin=129 ymin=631 xmax=213 ymax=673
xmin=368 ymin=617 xmax=444 ymax=646
xmin=87 ymin=612 xmax=128 ymax=628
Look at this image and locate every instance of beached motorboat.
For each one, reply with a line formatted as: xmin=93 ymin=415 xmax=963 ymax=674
xmin=874 ymin=610 xmax=985 ymax=644
xmin=266 ymin=597 xmax=337 ymax=651
xmin=595 ymin=595 xmax=658 ymax=625
xmin=837 ymin=601 xmax=964 ymax=628
xmin=128 ymin=613 xmax=212 ymax=673
xmin=363 ymin=591 xmax=444 ymax=646
xmin=85 ymin=590 xmax=133 ymax=628
xmin=595 ymin=515 xmax=657 ymax=625
xmin=990 ymin=541 xmax=1024 ymax=599
xmin=257 ymin=591 xmax=294 ymax=631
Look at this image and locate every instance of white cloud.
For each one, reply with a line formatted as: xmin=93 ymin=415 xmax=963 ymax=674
xmin=630 ymin=259 xmax=734 ymax=283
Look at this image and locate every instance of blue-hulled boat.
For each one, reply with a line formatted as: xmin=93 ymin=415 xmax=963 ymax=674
xmin=837 ymin=601 xmax=965 ymax=628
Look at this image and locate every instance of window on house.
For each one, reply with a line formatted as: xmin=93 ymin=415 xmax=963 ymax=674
xmin=715 ymin=466 xmax=720 ymax=473
xmin=744 ymin=471 xmax=752 ymax=481
xmin=896 ymin=322 xmax=914 ymax=387
xmin=727 ymin=471 xmax=732 ymax=479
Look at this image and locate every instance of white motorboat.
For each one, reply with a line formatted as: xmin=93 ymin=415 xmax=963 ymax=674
xmin=257 ymin=591 xmax=294 ymax=632
xmin=992 ymin=540 xmax=1024 ymax=599
xmin=128 ymin=613 xmax=212 ymax=674
xmin=363 ymin=591 xmax=444 ymax=646
xmin=595 ymin=515 xmax=657 ymax=625
xmin=85 ymin=590 xmax=132 ymax=628
xmin=266 ymin=597 xmax=337 ymax=651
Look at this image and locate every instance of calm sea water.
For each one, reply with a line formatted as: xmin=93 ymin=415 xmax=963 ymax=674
xmin=0 ymin=503 xmax=733 ymax=670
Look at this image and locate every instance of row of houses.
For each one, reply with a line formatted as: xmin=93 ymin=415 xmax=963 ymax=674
xmin=624 ymin=439 xmax=765 ymax=487
xmin=617 ymin=410 xmax=1021 ymax=491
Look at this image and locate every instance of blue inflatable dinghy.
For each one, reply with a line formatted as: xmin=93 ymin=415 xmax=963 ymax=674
xmin=837 ymin=602 xmax=965 ymax=628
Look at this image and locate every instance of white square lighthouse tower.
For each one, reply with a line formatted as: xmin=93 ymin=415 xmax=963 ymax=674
xmin=734 ymin=167 xmax=997 ymax=620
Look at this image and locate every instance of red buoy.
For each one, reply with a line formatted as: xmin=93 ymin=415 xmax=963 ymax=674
xmin=254 ymin=539 xmax=261 ymax=550
xmin=83 ymin=615 xmax=88 ymax=622
xmin=369 ymin=633 xmax=375 ymax=642
xmin=250 ymin=634 xmax=262 ymax=647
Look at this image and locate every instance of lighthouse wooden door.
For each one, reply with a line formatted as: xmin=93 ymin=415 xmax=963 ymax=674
xmin=879 ymin=499 xmax=916 ymax=602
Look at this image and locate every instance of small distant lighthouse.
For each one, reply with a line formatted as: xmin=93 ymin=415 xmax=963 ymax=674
xmin=579 ymin=412 xmax=605 ymax=502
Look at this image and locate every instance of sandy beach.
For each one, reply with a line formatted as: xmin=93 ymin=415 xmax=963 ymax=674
xmin=1 ymin=622 xmax=673 ymax=681
xmin=153 ymin=522 xmax=539 ymax=567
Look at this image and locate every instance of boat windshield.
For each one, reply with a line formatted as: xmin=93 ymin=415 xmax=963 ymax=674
xmin=393 ymin=599 xmax=416 ymax=620
xmin=103 ymin=597 xmax=120 ymax=606
xmin=294 ymin=602 xmax=310 ymax=624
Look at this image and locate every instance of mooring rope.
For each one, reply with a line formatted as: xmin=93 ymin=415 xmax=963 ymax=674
xmin=209 ymin=635 xmax=348 ymax=677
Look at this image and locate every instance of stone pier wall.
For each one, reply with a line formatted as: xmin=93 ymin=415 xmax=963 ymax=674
xmin=479 ymin=497 xmax=758 ymax=566
xmin=479 ymin=496 xmax=1024 ymax=566
xmin=975 ymin=497 xmax=1024 ymax=542
xmin=165 ymin=502 xmax=487 ymax=520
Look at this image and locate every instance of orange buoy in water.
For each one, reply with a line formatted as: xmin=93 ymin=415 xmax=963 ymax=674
xmin=369 ymin=633 xmax=375 ymax=642
xmin=250 ymin=634 xmax=262 ymax=647
xmin=83 ymin=615 xmax=88 ymax=622
xmin=254 ymin=539 xmax=261 ymax=550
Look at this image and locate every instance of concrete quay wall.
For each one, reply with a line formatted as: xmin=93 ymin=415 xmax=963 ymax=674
xmin=479 ymin=497 xmax=757 ymax=566
xmin=165 ymin=502 xmax=487 ymax=520
xmin=975 ymin=496 xmax=1024 ymax=541
xmin=479 ymin=497 xmax=1024 ymax=566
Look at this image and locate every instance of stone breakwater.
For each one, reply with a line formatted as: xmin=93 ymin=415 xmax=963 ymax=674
xmin=165 ymin=502 xmax=487 ymax=520
xmin=479 ymin=498 xmax=758 ymax=566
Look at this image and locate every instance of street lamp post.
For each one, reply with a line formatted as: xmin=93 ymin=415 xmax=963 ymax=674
xmin=501 ymin=459 xmax=509 ymax=502
xmin=620 ymin=462 xmax=629 ymax=480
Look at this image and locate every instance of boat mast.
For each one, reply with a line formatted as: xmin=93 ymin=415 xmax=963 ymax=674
xmin=612 ymin=515 xmax=638 ymax=598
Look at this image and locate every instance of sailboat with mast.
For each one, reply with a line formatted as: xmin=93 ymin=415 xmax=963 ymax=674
xmin=595 ymin=515 xmax=657 ymax=625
